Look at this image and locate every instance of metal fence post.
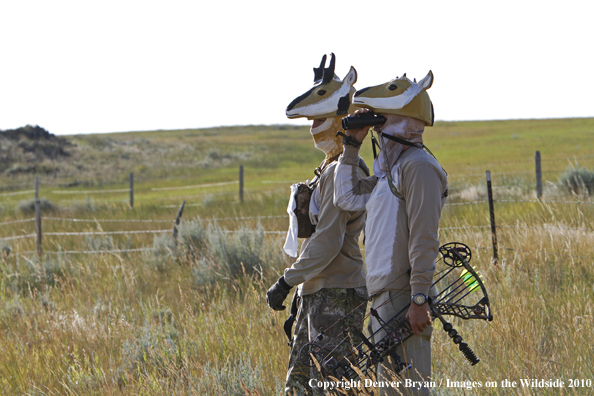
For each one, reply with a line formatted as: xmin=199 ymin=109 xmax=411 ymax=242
xmin=239 ymin=165 xmax=244 ymax=203
xmin=173 ymin=201 xmax=186 ymax=244
xmin=34 ymin=177 xmax=42 ymax=257
xmin=486 ymin=171 xmax=498 ymax=265
xmin=129 ymin=172 xmax=134 ymax=209
xmin=535 ymin=151 xmax=543 ymax=199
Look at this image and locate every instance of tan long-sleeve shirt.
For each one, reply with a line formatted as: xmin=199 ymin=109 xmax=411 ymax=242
xmin=283 ymin=161 xmax=367 ymax=296
xmin=334 ymin=146 xmax=448 ymax=297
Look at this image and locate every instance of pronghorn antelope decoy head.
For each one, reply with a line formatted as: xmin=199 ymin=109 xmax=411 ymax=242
xmin=286 ymin=53 xmax=358 ymax=120
xmin=353 ymin=70 xmax=435 ymax=126
xmin=285 ymin=53 xmax=359 ymax=160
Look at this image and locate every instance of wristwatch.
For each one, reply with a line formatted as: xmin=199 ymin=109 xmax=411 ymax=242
xmin=412 ymin=293 xmax=427 ymax=306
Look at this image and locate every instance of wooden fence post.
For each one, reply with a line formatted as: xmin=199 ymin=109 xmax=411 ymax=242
xmin=535 ymin=151 xmax=543 ymax=199
xmin=172 ymin=200 xmax=186 ymax=244
xmin=239 ymin=165 xmax=244 ymax=203
xmin=34 ymin=177 xmax=42 ymax=257
xmin=129 ymin=172 xmax=134 ymax=209
xmin=486 ymin=171 xmax=498 ymax=265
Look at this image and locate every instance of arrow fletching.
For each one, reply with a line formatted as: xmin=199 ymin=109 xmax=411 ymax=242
xmin=459 ymin=269 xmax=482 ymax=293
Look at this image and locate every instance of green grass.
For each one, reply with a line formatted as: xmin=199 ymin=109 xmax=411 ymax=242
xmin=0 ymin=118 xmax=593 ymax=395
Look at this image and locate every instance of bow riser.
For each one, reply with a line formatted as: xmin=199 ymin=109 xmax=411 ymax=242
xmin=297 ymin=242 xmax=493 ymax=379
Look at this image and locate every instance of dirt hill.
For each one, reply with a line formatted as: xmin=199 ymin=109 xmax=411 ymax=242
xmin=0 ymin=125 xmax=75 ymax=176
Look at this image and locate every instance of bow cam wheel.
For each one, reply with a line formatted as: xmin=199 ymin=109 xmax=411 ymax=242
xmin=439 ymin=242 xmax=472 ymax=267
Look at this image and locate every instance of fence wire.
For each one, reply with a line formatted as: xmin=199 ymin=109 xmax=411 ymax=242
xmin=444 ymin=201 xmax=487 ymax=206
xmin=0 ymin=218 xmax=36 ymax=226
xmin=444 ymin=199 xmax=594 ymax=206
xmin=50 ymin=188 xmax=131 ymax=194
xmin=198 ymin=215 xmax=286 ymax=221
xmin=499 ymin=225 xmax=594 ymax=233
xmin=19 ymin=248 xmax=156 ymax=255
xmin=215 ymin=230 xmax=286 ymax=235
xmin=0 ymin=190 xmax=36 ymax=197
xmin=497 ymin=199 xmax=594 ymax=205
xmin=0 ymin=230 xmax=171 ymax=241
xmin=44 ymin=217 xmax=173 ymax=223
xmin=442 ymin=224 xmax=594 ymax=233
xmin=440 ymin=225 xmax=490 ymax=231
xmin=44 ymin=230 xmax=170 ymax=236
xmin=0 ymin=234 xmax=36 ymax=241
xmin=473 ymin=246 xmax=594 ymax=261
xmin=151 ymin=181 xmax=238 ymax=191
xmin=2 ymin=218 xmax=592 ymax=242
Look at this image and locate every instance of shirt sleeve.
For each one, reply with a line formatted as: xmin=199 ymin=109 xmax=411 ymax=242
xmin=403 ymin=162 xmax=447 ymax=296
xmin=283 ymin=170 xmax=352 ymax=287
xmin=333 ymin=146 xmax=378 ymax=212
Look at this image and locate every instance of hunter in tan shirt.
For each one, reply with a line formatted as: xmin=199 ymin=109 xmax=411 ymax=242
xmin=266 ymin=54 xmax=369 ymax=395
xmin=283 ymin=160 xmax=367 ymax=295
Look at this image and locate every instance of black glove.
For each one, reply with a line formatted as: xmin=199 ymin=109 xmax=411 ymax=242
xmin=266 ymin=276 xmax=292 ymax=311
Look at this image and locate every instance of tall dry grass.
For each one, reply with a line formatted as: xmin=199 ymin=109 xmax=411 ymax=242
xmin=1 ymin=117 xmax=594 ymax=394
xmin=0 ymin=185 xmax=592 ymax=395
xmin=0 ymin=212 xmax=289 ymax=395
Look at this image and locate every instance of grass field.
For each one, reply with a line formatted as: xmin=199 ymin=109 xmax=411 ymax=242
xmin=1 ymin=118 xmax=594 ymax=395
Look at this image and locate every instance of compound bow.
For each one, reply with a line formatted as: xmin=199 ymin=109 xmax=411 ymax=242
xmin=298 ymin=242 xmax=493 ymax=380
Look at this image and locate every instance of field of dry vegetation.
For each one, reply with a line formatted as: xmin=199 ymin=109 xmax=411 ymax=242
xmin=1 ymin=118 xmax=593 ymax=395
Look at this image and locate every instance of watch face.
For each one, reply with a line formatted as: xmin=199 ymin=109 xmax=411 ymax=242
xmin=413 ymin=294 xmax=426 ymax=305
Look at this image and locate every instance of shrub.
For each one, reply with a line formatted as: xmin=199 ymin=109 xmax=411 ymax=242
xmin=119 ymin=323 xmax=180 ymax=381
xmin=205 ymin=221 xmax=283 ymax=281
xmin=177 ymin=217 xmax=208 ymax=259
xmin=191 ymin=257 xmax=217 ymax=287
xmin=146 ymin=218 xmax=208 ymax=273
xmin=0 ymin=241 xmax=11 ymax=257
xmin=13 ymin=254 xmax=70 ymax=293
xmin=84 ymin=235 xmax=115 ymax=251
xmin=146 ymin=220 xmax=284 ymax=283
xmin=558 ymin=163 xmax=594 ymax=195
xmin=16 ymin=198 xmax=56 ymax=214
xmin=145 ymin=233 xmax=178 ymax=273
xmin=72 ymin=197 xmax=98 ymax=212
xmin=206 ymin=222 xmax=264 ymax=279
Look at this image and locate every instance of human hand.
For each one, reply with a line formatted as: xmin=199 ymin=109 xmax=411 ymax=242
xmin=344 ymin=109 xmax=375 ymax=144
xmin=406 ymin=303 xmax=432 ymax=335
xmin=266 ymin=276 xmax=292 ymax=311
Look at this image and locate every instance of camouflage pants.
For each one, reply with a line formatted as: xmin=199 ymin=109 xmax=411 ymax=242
xmin=285 ymin=287 xmax=368 ymax=396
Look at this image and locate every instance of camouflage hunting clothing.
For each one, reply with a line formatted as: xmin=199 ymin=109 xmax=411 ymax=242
xmin=285 ymin=287 xmax=367 ymax=396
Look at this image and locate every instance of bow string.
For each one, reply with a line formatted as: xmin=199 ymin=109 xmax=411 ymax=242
xmin=297 ymin=242 xmax=493 ymax=380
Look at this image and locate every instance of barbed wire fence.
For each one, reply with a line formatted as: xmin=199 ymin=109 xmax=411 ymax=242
xmin=1 ymin=151 xmax=593 ymax=260
xmin=3 ymin=149 xmax=592 ymax=197
xmin=0 ymin=191 xmax=289 ymax=257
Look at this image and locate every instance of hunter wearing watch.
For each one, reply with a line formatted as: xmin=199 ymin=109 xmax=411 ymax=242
xmin=412 ymin=293 xmax=428 ymax=306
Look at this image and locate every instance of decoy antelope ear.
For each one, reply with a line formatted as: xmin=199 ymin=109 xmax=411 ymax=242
xmin=418 ymin=70 xmax=434 ymax=91
xmin=343 ymin=66 xmax=357 ymax=87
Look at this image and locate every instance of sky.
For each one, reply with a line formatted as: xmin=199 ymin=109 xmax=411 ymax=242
xmin=1 ymin=0 xmax=593 ymax=135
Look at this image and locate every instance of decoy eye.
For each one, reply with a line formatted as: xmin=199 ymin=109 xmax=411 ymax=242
xmin=388 ymin=84 xmax=397 ymax=91
xmin=317 ymin=89 xmax=327 ymax=96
